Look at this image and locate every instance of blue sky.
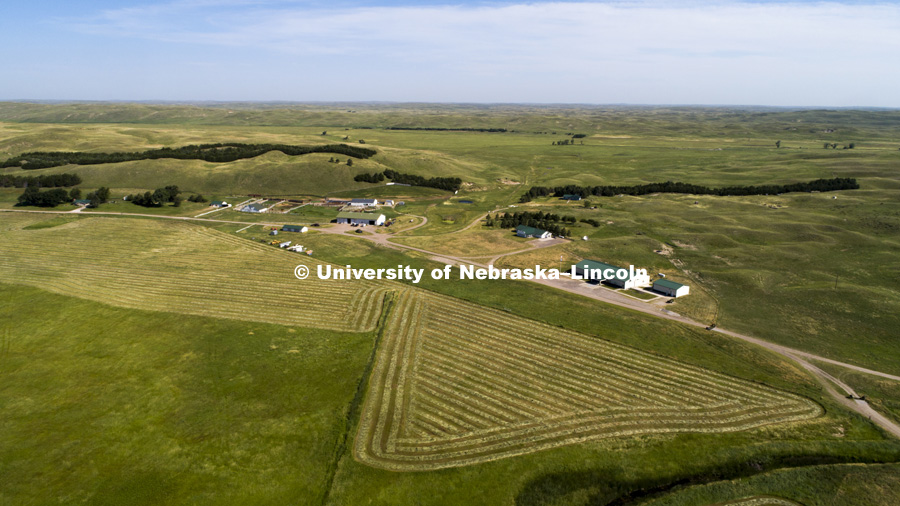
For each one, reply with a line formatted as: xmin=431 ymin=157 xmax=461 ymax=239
xmin=2 ymin=1 xmax=899 ymax=106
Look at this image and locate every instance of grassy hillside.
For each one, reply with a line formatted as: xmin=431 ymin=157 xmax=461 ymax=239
xmin=0 ymin=283 xmax=374 ymax=505
xmin=2 ymin=214 xmax=898 ymax=505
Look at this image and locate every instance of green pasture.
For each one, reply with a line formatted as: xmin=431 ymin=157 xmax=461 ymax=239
xmin=1 ymin=103 xmax=900 ymax=504
xmin=0 ymin=283 xmax=374 ymax=506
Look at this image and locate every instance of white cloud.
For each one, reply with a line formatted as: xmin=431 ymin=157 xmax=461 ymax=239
xmin=57 ymin=1 xmax=900 ymax=104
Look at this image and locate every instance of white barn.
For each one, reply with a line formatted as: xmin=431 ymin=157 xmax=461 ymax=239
xmin=653 ymin=279 xmax=690 ymax=297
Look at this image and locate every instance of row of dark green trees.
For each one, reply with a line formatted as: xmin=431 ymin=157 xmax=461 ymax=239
xmin=519 ymin=177 xmax=859 ymax=202
xmin=1 ymin=173 xmax=82 ymax=188
xmin=486 ymin=211 xmax=574 ymax=237
xmin=17 ymin=186 xmax=108 ymax=207
xmin=381 ymin=127 xmax=508 ymax=132
xmin=354 ymin=169 xmax=462 ymax=192
xmin=1 ymin=143 xmax=377 ymax=170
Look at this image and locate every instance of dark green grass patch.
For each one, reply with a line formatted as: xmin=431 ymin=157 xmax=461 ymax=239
xmin=0 ymin=283 xmax=374 ymax=505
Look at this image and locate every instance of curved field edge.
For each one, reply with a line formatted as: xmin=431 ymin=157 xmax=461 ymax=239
xmin=636 ymin=462 xmax=900 ymax=506
xmin=715 ymin=498 xmax=802 ymax=506
xmin=353 ymin=289 xmax=823 ymax=472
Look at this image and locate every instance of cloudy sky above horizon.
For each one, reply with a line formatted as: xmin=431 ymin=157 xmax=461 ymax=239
xmin=2 ymin=1 xmax=899 ymax=106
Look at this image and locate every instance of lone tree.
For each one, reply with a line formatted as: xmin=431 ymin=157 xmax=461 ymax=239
xmin=347 ymin=158 xmax=353 ymax=166
xmin=775 ymin=140 xmax=782 ymax=148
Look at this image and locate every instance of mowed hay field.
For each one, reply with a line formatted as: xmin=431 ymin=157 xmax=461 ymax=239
xmin=0 ymin=215 xmax=387 ymax=332
xmin=0 ymin=215 xmax=827 ymax=471
xmin=356 ymin=289 xmax=821 ymax=471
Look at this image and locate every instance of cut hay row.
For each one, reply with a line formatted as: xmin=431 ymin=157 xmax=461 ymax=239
xmin=716 ymin=498 xmax=802 ymax=506
xmin=355 ymin=290 xmax=822 ymax=471
xmin=0 ymin=217 xmax=385 ymax=332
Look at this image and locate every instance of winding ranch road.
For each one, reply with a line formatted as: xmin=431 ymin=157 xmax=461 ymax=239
xmin=4 ymin=207 xmax=900 ymax=438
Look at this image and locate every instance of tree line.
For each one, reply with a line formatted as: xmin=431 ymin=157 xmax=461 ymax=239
xmin=1 ymin=143 xmax=377 ymax=170
xmin=381 ymin=127 xmax=508 ymax=133
xmin=354 ymin=169 xmax=462 ymax=191
xmin=17 ymin=185 xmax=108 ymax=208
xmin=16 ymin=187 xmax=73 ymax=207
xmin=486 ymin=211 xmax=574 ymax=237
xmin=519 ymin=177 xmax=859 ymax=202
xmin=0 ymin=173 xmax=82 ymax=188
xmin=127 ymin=186 xmax=182 ymax=207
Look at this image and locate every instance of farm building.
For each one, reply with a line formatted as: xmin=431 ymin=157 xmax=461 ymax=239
xmin=282 ymin=225 xmax=308 ymax=233
xmin=349 ymin=198 xmax=378 ymax=207
xmin=73 ymin=199 xmax=91 ymax=206
xmin=653 ymin=279 xmax=690 ymax=297
xmin=336 ymin=211 xmax=386 ymax=226
xmin=574 ymin=259 xmax=651 ymax=290
xmin=383 ymin=200 xmax=394 ymax=206
xmin=210 ymin=200 xmax=230 ymax=208
xmin=241 ymin=202 xmax=273 ymax=213
xmin=516 ymin=225 xmax=552 ymax=239
xmin=562 ymin=194 xmax=582 ymax=201
xmin=607 ymin=268 xmax=651 ymax=289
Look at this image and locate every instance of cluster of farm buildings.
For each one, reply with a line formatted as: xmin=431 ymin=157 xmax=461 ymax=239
xmin=211 ymin=196 xmax=689 ymax=298
xmin=573 ymin=259 xmax=690 ymax=297
xmin=211 ymin=197 xmax=392 ymax=227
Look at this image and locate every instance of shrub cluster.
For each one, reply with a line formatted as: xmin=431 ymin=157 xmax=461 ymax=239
xmin=128 ymin=185 xmax=181 ymax=207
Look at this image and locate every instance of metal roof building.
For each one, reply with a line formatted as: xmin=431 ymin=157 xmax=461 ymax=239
xmin=336 ymin=211 xmax=386 ymax=226
xmin=653 ymin=278 xmax=690 ymax=297
xmin=516 ymin=225 xmax=552 ymax=239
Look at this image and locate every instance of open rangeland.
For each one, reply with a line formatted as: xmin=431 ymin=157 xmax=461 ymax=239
xmin=2 ymin=103 xmax=900 ymax=504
